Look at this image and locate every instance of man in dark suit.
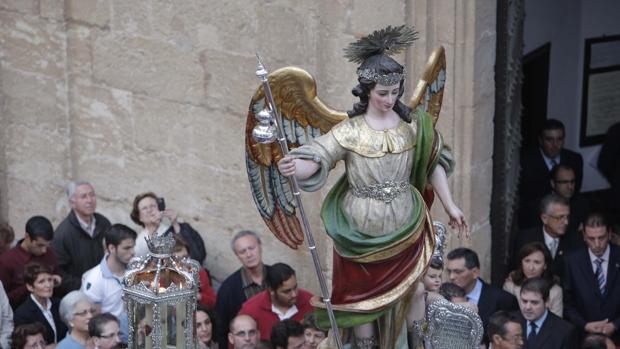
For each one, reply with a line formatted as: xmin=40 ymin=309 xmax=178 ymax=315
xmin=563 ymin=212 xmax=620 ymax=345
xmin=598 ymin=122 xmax=620 ymax=225
xmin=518 ymin=277 xmax=576 ymax=349
xmin=512 ymin=193 xmax=582 ymax=280
xmin=549 ymin=164 xmax=590 ymax=235
xmin=519 ymin=119 xmax=583 ymax=229
xmin=447 ymin=248 xmax=519 ymax=339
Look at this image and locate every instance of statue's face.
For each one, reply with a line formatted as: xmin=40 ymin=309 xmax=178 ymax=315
xmin=368 ymin=83 xmax=400 ymax=114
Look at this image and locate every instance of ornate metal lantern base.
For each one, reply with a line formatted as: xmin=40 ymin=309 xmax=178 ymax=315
xmin=123 ymin=231 xmax=200 ymax=349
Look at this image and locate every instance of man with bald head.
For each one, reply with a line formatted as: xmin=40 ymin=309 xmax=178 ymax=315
xmin=228 ymin=315 xmax=259 ymax=349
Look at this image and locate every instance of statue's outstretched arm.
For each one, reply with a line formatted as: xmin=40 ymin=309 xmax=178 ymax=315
xmin=429 ymin=165 xmax=468 ymax=237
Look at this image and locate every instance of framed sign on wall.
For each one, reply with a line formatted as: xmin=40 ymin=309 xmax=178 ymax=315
xmin=580 ymin=34 xmax=620 ymax=146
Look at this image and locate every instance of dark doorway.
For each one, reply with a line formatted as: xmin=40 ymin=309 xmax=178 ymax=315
xmin=521 ymin=43 xmax=551 ymax=151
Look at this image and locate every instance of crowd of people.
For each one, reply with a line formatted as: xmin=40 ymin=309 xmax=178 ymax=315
xmin=0 ymin=120 xmax=618 ymax=349
xmin=0 ymin=181 xmax=327 ymax=349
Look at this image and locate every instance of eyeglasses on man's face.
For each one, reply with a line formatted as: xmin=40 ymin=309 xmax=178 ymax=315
xmin=233 ymin=329 xmax=258 ymax=338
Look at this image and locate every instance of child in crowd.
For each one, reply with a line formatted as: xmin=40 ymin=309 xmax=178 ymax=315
xmin=422 ymin=258 xmax=443 ymax=292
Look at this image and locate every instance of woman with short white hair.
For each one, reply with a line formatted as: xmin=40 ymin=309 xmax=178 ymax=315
xmin=56 ymin=291 xmax=95 ymax=349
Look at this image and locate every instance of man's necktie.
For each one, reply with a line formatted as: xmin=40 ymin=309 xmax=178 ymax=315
xmin=549 ymin=158 xmax=558 ymax=170
xmin=549 ymin=239 xmax=559 ymax=258
xmin=527 ymin=321 xmax=538 ymax=347
xmin=595 ymin=258 xmax=606 ymax=295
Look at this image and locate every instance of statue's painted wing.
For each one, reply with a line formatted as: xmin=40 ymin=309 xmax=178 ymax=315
xmin=409 ymin=46 xmax=447 ymax=126
xmin=245 ymin=67 xmax=347 ymax=249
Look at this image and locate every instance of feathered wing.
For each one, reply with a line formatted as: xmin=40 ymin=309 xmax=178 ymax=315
xmin=245 ymin=67 xmax=347 ymax=249
xmin=409 ymin=46 xmax=446 ymax=125
xmin=409 ymin=46 xmax=447 ymax=208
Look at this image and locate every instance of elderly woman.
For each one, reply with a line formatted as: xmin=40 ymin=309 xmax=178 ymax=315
xmin=129 ymin=192 xmax=206 ymax=264
xmin=11 ymin=323 xmax=47 ymax=349
xmin=56 ymin=291 xmax=95 ymax=349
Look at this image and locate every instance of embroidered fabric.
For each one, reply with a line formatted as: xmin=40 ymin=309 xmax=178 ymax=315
xmin=350 ymin=180 xmax=410 ymax=203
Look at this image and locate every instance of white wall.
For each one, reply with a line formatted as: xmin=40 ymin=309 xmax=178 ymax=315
xmin=524 ymin=0 xmax=620 ymax=192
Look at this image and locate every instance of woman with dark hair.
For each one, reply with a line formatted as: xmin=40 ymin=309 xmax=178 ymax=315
xmin=11 ymin=323 xmax=47 ymax=349
xmin=277 ymin=26 xmax=467 ymax=347
xmin=13 ymin=262 xmax=67 ymax=346
xmin=503 ymin=241 xmax=563 ymax=316
xmin=195 ymin=305 xmax=217 ymax=349
xmin=130 ymin=192 xmax=206 ymax=264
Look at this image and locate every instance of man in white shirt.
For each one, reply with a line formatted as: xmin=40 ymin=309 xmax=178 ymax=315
xmin=82 ymin=224 xmax=136 ymax=341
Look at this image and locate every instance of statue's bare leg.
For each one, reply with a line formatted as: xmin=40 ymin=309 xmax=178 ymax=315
xmin=406 ymin=282 xmax=427 ymax=349
xmin=353 ymin=323 xmax=377 ymax=349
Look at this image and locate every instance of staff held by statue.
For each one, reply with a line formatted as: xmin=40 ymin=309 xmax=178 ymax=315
xmin=252 ymin=54 xmax=344 ymax=349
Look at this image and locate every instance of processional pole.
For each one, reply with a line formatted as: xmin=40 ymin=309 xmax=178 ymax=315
xmin=253 ymin=54 xmax=344 ymax=349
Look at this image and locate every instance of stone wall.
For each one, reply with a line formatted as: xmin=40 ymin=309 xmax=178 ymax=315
xmin=0 ymin=0 xmax=497 ymax=290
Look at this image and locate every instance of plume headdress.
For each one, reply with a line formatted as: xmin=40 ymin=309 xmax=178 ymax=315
xmin=344 ymin=25 xmax=418 ymax=85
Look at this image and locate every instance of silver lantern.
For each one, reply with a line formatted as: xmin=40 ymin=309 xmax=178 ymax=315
xmin=123 ymin=231 xmax=200 ymax=349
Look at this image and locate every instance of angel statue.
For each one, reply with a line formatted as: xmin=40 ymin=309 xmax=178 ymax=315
xmin=245 ymin=25 xmax=468 ymax=349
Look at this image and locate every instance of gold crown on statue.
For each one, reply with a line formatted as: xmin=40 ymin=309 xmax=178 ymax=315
xmin=145 ymin=230 xmax=176 ymax=257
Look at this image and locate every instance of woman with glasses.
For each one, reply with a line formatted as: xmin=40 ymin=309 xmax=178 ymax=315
xmin=129 ymin=192 xmax=206 ymax=265
xmin=88 ymin=313 xmax=121 ymax=349
xmin=56 ymin=291 xmax=96 ymax=349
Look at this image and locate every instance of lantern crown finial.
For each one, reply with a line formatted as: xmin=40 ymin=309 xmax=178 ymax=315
xmin=145 ymin=229 xmax=176 ymax=257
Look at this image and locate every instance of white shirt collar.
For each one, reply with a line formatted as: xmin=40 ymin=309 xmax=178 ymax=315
xmin=589 ymin=245 xmax=610 ymax=262
xmin=542 ymin=227 xmax=559 ymax=244
xmin=30 ymin=294 xmax=57 ymax=340
xmin=271 ymin=304 xmax=298 ymax=321
xmin=76 ymin=213 xmax=96 ymax=237
xmin=30 ymin=293 xmax=51 ymax=312
xmin=542 ymin=228 xmax=560 ymax=256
